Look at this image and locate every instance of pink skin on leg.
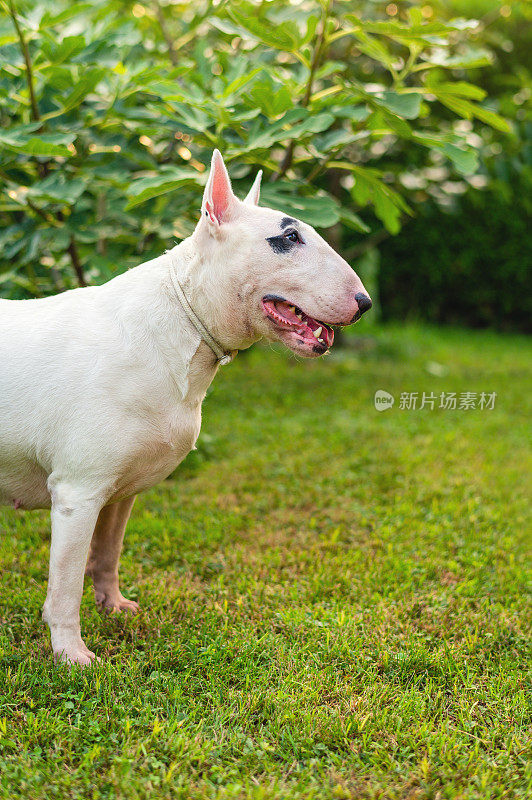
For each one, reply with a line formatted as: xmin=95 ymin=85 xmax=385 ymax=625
xmin=85 ymin=495 xmax=139 ymax=613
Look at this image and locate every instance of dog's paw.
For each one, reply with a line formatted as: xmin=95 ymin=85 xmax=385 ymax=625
xmin=96 ymin=591 xmax=139 ymax=614
xmin=54 ymin=642 xmax=100 ymax=667
xmin=108 ymin=597 xmax=140 ymax=614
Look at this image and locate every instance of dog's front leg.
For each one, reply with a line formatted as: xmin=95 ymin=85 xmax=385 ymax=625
xmin=42 ymin=485 xmax=105 ymax=665
xmin=86 ymin=495 xmax=138 ymax=613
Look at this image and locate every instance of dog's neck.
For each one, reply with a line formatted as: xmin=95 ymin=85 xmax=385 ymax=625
xmin=112 ymin=233 xmax=259 ymax=407
xmin=168 ymin=246 xmax=234 ymax=364
xmin=168 ymin=233 xmax=259 ymax=355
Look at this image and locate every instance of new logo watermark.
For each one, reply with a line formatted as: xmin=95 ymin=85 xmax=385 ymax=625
xmin=374 ymin=390 xmax=394 ymax=411
xmin=374 ymin=390 xmax=497 ymax=411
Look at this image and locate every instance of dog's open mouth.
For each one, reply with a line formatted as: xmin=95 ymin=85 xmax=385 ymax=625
xmin=262 ymin=296 xmax=334 ymax=352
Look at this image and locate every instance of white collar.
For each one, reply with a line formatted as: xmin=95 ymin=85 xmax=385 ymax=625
xmin=169 ymin=254 xmax=236 ymax=366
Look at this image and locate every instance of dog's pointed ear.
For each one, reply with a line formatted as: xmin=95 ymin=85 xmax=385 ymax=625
xmin=243 ymin=170 xmax=262 ymax=206
xmin=202 ymin=150 xmax=237 ymax=229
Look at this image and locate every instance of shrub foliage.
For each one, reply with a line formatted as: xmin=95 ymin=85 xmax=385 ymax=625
xmin=0 ymin=0 xmax=511 ymax=298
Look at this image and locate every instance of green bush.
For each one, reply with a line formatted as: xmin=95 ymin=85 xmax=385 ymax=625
xmin=0 ymin=0 xmax=511 ymax=299
xmin=376 ymin=2 xmax=532 ymax=333
xmin=378 ymin=182 xmax=532 ymax=332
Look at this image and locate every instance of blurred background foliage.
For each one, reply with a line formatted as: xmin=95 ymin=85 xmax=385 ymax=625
xmin=0 ymin=0 xmax=530 ymax=331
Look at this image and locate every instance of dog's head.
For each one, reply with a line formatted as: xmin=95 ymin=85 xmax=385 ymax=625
xmin=190 ymin=150 xmax=371 ymax=358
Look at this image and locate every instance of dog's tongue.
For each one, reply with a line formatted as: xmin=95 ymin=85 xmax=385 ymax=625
xmin=266 ymin=300 xmax=302 ymax=326
xmin=263 ymin=298 xmax=334 ymax=347
xmin=262 ymin=298 xmax=334 ymax=347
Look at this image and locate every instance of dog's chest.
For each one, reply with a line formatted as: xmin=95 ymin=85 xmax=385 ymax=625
xmin=112 ymin=402 xmax=202 ymax=501
xmin=111 ymin=347 xmax=216 ymax=501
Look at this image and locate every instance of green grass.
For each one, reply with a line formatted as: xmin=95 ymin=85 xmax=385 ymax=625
xmin=0 ymin=323 xmax=530 ymax=800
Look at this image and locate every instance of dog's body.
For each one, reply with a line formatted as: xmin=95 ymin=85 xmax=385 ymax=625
xmin=0 ymin=249 xmax=214 ymax=511
xmin=0 ymin=152 xmax=371 ymax=663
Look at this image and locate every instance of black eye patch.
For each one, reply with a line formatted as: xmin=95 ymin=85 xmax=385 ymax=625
xmin=266 ymin=234 xmax=295 ymax=254
xmin=280 ymin=217 xmax=297 ymax=229
xmin=266 ymin=225 xmax=303 ymax=254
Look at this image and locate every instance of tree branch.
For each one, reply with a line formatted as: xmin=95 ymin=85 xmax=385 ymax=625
xmin=8 ymin=0 xmax=52 ymax=179
xmin=66 ymin=236 xmax=86 ymax=287
xmin=8 ymin=0 xmax=40 ymax=122
xmin=154 ymin=0 xmax=178 ymax=66
xmin=272 ymin=1 xmax=331 ymax=182
xmin=25 ymin=197 xmax=59 ymax=226
xmin=5 ymin=5 xmax=86 ymax=288
xmin=1 ymin=169 xmax=86 ymax=286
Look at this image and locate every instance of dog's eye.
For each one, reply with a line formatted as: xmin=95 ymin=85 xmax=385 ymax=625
xmin=284 ymin=229 xmax=301 ymax=243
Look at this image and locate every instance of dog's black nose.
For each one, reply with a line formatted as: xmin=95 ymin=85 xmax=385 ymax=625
xmin=355 ymin=292 xmax=372 ymax=315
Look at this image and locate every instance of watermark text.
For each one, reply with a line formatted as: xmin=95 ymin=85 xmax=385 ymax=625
xmin=374 ymin=390 xmax=497 ymax=411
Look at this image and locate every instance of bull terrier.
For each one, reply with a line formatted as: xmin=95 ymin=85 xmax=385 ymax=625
xmin=0 ymin=150 xmax=372 ymax=664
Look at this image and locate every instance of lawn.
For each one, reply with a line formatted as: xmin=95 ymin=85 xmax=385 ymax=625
xmin=0 ymin=323 xmax=530 ymax=800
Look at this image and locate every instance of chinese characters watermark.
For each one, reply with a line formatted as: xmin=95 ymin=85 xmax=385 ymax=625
xmin=374 ymin=390 xmax=497 ymax=412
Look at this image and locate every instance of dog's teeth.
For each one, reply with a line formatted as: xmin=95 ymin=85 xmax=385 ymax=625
xmin=296 ymin=313 xmax=302 ymax=320
xmin=288 ymin=306 xmax=295 ymax=313
xmin=313 ymin=326 xmax=322 ymax=339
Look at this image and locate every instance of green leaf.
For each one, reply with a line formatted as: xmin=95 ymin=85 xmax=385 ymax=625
xmin=40 ymin=4 xmax=92 ymax=28
xmin=350 ymin=167 xmax=410 ymax=233
xmin=470 ymin=105 xmax=511 ymax=134
xmin=221 ymin=68 xmax=264 ymax=99
xmin=373 ymin=189 xmax=401 ymax=234
xmin=125 ymin=168 xmax=202 ymax=209
xmin=0 ymin=19 xmax=18 ymax=47
xmin=302 ymin=14 xmax=319 ymax=45
xmin=434 ymin=91 xmax=510 ymax=133
xmin=245 ymin=111 xmax=333 ymax=151
xmin=344 ymin=105 xmax=371 ymax=123
xmin=228 ymin=5 xmax=301 ymax=51
xmin=43 ymin=68 xmax=107 ymax=120
xmin=352 ymin=31 xmax=395 ymax=71
xmin=41 ymin=35 xmax=86 ymax=65
xmin=345 ymin=14 xmax=479 ymax=42
xmin=27 ymin=174 xmax=86 ymax=205
xmin=0 ymin=129 xmax=76 ymax=157
xmin=208 ymin=18 xmax=247 ymax=38
xmin=313 ymin=128 xmax=367 ymax=153
xmin=421 ymin=47 xmax=491 ymax=70
xmin=351 ymin=172 xmax=371 ymax=207
xmin=339 ymin=208 xmax=370 ymax=234
xmin=247 ymin=82 xmax=293 ymax=120
xmin=436 ymin=93 xmax=476 ymax=120
xmin=425 ymin=80 xmax=486 ymax=101
xmin=375 ymin=91 xmax=421 ymax=120
xmin=442 ymin=144 xmax=478 ymax=174
xmin=369 ymin=108 xmax=413 ymax=138
xmin=260 ymin=184 xmax=341 ymax=228
xmin=172 ymin=103 xmax=212 ymax=135
xmin=412 ymin=130 xmax=479 ymax=174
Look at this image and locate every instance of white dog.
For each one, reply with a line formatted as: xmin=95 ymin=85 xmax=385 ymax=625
xmin=0 ymin=151 xmax=371 ymax=664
